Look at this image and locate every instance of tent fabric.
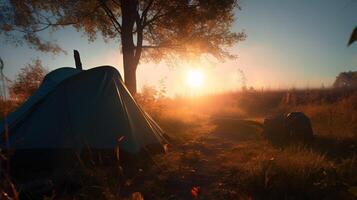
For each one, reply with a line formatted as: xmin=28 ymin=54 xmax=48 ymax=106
xmin=0 ymin=66 xmax=166 ymax=154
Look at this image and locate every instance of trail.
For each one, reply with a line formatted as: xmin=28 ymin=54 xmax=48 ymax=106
xmin=142 ymin=117 xmax=266 ymax=199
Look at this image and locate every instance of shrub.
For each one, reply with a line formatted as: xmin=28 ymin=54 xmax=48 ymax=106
xmin=9 ymin=59 xmax=47 ymax=103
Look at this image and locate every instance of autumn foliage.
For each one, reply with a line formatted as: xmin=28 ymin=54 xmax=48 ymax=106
xmin=9 ymin=59 xmax=47 ymax=102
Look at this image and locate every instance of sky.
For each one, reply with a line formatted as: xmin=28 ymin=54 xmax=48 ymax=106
xmin=0 ymin=0 xmax=356 ymax=96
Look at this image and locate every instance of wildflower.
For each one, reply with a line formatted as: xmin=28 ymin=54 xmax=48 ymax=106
xmin=191 ymin=186 xmax=200 ymax=198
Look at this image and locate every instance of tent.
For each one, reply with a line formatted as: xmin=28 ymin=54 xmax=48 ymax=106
xmin=0 ymin=66 xmax=167 ymax=158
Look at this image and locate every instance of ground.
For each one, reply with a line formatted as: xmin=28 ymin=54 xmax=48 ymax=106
xmin=117 ymin=114 xmax=357 ymax=200
xmin=3 ymin=89 xmax=357 ymax=200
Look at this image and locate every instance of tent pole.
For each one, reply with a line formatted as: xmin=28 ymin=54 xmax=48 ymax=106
xmin=74 ymin=50 xmax=83 ymax=70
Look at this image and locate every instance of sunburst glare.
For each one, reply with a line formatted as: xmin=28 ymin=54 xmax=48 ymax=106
xmin=186 ymin=69 xmax=204 ymax=89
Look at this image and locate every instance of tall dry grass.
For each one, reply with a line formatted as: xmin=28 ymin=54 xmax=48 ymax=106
xmin=135 ymin=86 xmax=357 ymax=199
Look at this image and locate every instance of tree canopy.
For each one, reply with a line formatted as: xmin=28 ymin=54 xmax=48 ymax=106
xmin=1 ymin=0 xmax=246 ymax=94
xmin=333 ymin=71 xmax=357 ymax=88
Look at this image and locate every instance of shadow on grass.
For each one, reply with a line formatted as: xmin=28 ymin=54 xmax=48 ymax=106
xmin=210 ymin=117 xmax=263 ymax=141
xmin=211 ymin=117 xmax=357 ymax=161
xmin=312 ymin=136 xmax=357 ymax=160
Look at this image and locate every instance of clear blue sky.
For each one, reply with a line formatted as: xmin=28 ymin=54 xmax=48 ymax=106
xmin=0 ymin=0 xmax=356 ymax=95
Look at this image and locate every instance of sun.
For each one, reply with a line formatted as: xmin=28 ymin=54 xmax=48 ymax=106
xmin=186 ymin=69 xmax=204 ymax=89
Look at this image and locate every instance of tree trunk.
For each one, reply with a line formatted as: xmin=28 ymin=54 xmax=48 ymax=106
xmin=121 ymin=0 xmax=138 ymax=95
xmin=123 ymin=62 xmax=137 ymax=95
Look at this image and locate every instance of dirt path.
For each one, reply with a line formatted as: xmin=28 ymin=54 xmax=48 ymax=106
xmin=136 ymin=117 xmax=267 ymax=199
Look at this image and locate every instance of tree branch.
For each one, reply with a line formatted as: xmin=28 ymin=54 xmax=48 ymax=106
xmin=143 ymin=11 xmax=167 ymax=27
xmin=14 ymin=4 xmax=102 ymax=34
xmin=99 ymin=0 xmax=122 ymax=33
xmin=140 ymin=0 xmax=154 ymax=25
xmin=140 ymin=44 xmax=182 ymax=49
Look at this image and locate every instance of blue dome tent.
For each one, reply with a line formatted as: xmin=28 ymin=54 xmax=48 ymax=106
xmin=0 ymin=66 xmax=167 ymax=163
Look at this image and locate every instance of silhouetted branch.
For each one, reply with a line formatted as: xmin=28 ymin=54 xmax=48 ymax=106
xmin=140 ymin=0 xmax=154 ymax=24
xmin=11 ymin=4 xmax=101 ymax=34
xmin=100 ymin=0 xmax=122 ymax=33
xmin=140 ymin=44 xmax=182 ymax=49
xmin=143 ymin=10 xmax=167 ymax=27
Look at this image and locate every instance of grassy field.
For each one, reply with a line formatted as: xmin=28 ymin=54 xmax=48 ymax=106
xmin=1 ymin=88 xmax=357 ymax=199
xmin=131 ymin=88 xmax=357 ymax=199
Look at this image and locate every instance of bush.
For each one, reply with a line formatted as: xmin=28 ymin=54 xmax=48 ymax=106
xmin=9 ymin=59 xmax=47 ymax=103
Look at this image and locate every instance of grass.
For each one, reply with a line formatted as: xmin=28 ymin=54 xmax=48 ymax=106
xmin=132 ymin=87 xmax=357 ymax=199
xmin=1 ymin=87 xmax=357 ymax=199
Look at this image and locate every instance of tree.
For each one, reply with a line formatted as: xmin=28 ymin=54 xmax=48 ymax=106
xmin=1 ymin=0 xmax=246 ymax=94
xmin=9 ymin=59 xmax=47 ymax=102
xmin=333 ymin=71 xmax=357 ymax=88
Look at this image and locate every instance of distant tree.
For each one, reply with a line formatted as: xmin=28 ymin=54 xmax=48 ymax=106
xmin=0 ymin=0 xmax=246 ymax=94
xmin=137 ymin=85 xmax=158 ymax=105
xmin=236 ymin=68 xmax=247 ymax=91
xmin=333 ymin=71 xmax=357 ymax=88
xmin=135 ymin=85 xmax=166 ymax=117
xmin=9 ymin=59 xmax=47 ymax=102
